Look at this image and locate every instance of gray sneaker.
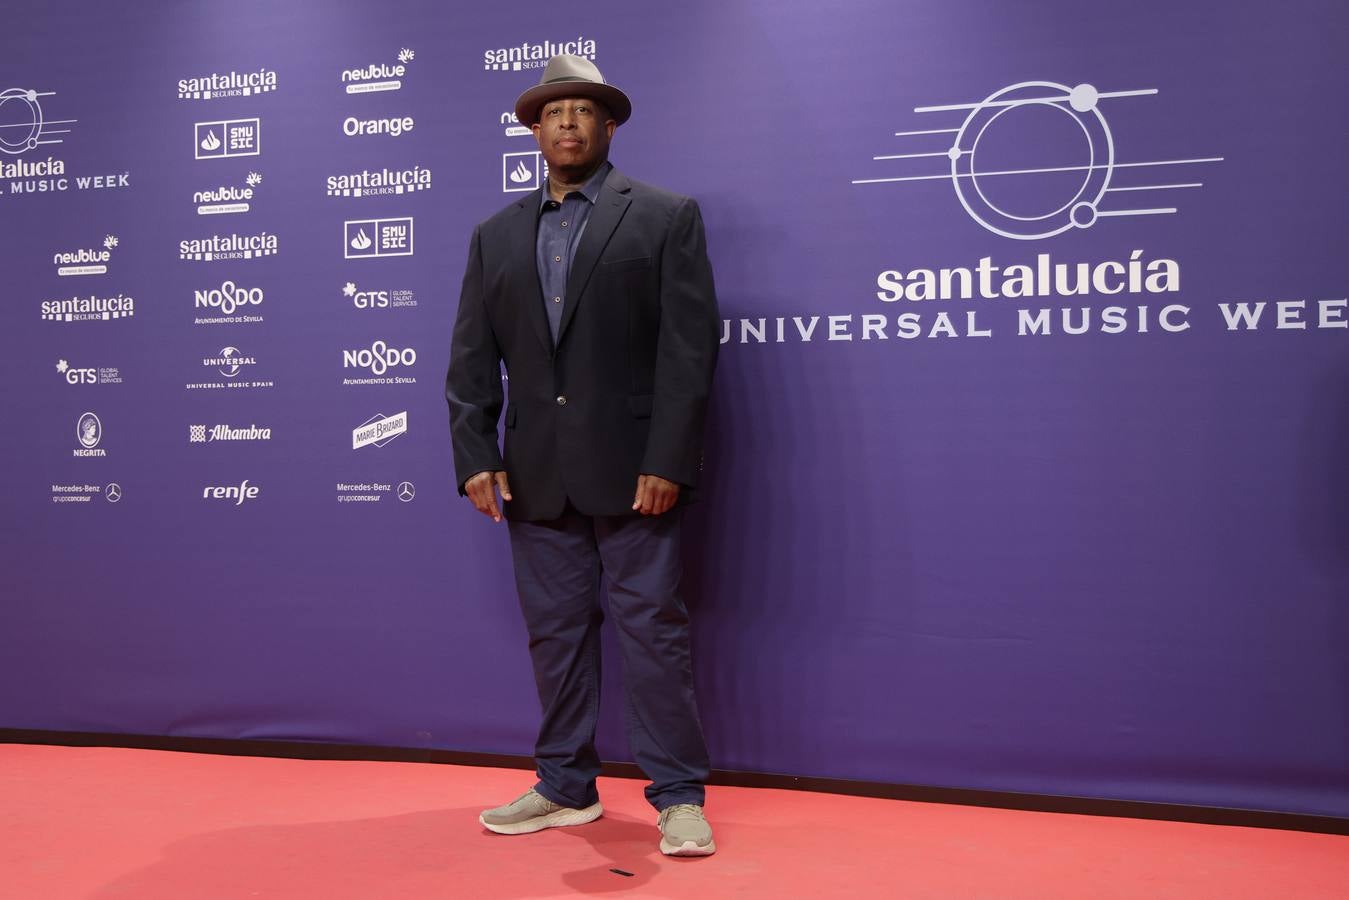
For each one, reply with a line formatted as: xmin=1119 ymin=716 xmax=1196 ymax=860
xmin=478 ymin=788 xmax=603 ymax=835
xmin=657 ymin=803 xmax=716 ymax=856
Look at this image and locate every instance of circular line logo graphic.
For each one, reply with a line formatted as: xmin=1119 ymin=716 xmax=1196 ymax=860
xmin=104 ymin=483 xmax=122 ymax=503
xmin=950 ymin=82 xmax=1112 ymax=239
xmin=0 ymin=88 xmax=43 ymax=154
xmin=397 ymin=481 xmax=415 ymax=502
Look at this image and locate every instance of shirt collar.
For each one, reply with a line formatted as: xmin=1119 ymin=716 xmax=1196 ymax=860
xmin=540 ymin=161 xmax=612 ymax=210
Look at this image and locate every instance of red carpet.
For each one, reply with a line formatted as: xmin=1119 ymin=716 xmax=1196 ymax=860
xmin=2 ymin=744 xmax=1345 ymax=898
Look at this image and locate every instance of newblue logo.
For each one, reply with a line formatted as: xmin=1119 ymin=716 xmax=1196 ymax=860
xmin=342 ymin=49 xmax=414 ymax=93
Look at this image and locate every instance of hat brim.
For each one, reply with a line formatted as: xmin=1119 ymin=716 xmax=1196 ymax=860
xmin=514 ymin=81 xmax=631 ymax=128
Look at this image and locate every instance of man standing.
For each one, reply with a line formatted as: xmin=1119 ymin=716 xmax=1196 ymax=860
xmin=445 ymin=55 xmax=720 ymax=857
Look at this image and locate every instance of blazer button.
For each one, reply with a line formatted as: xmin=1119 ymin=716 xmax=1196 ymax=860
xmin=556 ymin=395 xmax=567 ymax=406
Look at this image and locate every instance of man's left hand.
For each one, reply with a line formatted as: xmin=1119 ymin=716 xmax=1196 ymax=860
xmin=633 ymin=474 xmax=679 ymax=516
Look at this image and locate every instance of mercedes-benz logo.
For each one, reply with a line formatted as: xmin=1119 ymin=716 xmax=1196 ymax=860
xmin=397 ymin=481 xmax=415 ymax=502
xmin=104 ymin=483 xmax=122 ymax=503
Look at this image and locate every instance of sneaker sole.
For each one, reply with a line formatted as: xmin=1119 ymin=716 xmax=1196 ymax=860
xmin=479 ymin=801 xmax=603 ymax=835
xmin=659 ymin=837 xmax=717 ymax=857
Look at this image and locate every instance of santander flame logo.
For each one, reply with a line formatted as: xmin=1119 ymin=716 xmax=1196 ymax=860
xmin=199 ymin=130 xmax=222 ymax=152
xmin=509 ymin=160 xmax=532 ymax=184
xmin=349 ymin=229 xmax=372 ymax=250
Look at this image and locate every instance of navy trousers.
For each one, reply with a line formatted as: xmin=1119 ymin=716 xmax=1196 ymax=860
xmin=506 ymin=505 xmax=710 ymax=811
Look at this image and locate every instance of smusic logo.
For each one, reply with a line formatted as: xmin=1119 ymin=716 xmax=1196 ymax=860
xmin=195 ymin=118 xmax=260 ymax=159
xmin=344 ymin=217 xmax=413 ymax=258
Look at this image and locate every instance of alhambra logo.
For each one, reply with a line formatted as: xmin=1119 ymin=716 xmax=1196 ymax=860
xmin=54 ymin=234 xmax=116 ymax=276
xmin=326 ymin=165 xmax=431 ymax=198
xmin=483 ymin=37 xmax=595 ymax=71
xmin=342 ymin=49 xmax=415 ymax=93
xmin=180 ymin=231 xmax=278 ymax=261
xmin=195 ymin=172 xmax=262 ymax=215
xmin=178 ymin=68 xmax=277 ymax=101
xmin=852 ymin=80 xmax=1222 ymax=239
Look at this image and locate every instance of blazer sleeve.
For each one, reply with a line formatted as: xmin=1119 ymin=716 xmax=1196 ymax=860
xmin=640 ymin=197 xmax=720 ymax=487
xmin=445 ymin=225 xmax=505 ymax=494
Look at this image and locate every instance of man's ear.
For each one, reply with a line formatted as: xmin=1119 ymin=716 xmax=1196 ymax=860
xmin=604 ymin=120 xmax=616 ymax=140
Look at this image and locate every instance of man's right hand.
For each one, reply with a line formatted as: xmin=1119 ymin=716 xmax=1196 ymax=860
xmin=465 ymin=470 xmax=512 ymax=523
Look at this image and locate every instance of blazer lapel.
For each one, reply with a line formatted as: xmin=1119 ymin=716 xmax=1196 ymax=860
xmin=508 ymin=188 xmax=553 ymax=354
xmin=557 ymin=169 xmax=632 ymax=346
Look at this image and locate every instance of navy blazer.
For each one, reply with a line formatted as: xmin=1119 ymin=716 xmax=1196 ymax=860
xmin=446 ymin=167 xmax=720 ymax=521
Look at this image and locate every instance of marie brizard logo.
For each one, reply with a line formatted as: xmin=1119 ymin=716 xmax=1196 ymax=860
xmin=852 ymin=81 xmax=1222 ymax=239
xmin=353 ymin=411 xmax=408 ymax=449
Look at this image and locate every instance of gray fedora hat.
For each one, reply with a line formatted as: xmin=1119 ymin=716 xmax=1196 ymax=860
xmin=514 ymin=54 xmax=631 ymax=128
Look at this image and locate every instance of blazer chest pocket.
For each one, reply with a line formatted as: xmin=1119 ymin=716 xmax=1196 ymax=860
xmin=601 ymin=255 xmax=651 ymax=274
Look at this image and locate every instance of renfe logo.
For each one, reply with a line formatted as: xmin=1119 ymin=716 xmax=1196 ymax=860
xmin=203 ymin=479 xmax=259 ymax=505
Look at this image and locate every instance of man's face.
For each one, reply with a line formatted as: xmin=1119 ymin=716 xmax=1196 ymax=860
xmin=533 ymin=96 xmax=615 ymax=180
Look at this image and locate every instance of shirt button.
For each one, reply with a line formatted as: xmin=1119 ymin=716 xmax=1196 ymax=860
xmin=556 ymin=395 xmax=567 ymax=406
xmin=561 ymin=221 xmax=568 ymax=227
xmin=554 ymin=256 xmax=562 ymax=262
xmin=552 ymin=296 xmax=561 ymax=303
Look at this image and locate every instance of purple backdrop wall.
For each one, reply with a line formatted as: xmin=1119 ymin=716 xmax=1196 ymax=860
xmin=2 ymin=0 xmax=1346 ymax=817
